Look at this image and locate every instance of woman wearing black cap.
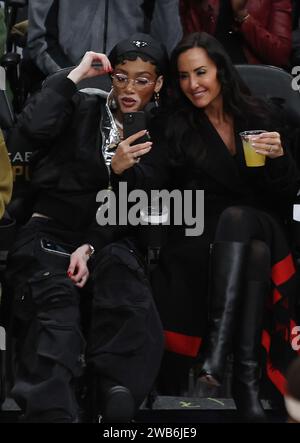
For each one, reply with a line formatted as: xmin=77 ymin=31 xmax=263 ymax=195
xmin=6 ymin=34 xmax=168 ymax=423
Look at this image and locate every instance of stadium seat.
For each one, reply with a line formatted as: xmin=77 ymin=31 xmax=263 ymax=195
xmin=236 ymin=64 xmax=300 ymax=126
xmin=0 ymin=214 xmax=16 ymax=407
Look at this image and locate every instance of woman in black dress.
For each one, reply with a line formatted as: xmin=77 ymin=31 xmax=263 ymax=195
xmin=152 ymin=32 xmax=300 ymax=422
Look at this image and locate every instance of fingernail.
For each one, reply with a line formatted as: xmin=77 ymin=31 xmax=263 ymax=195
xmin=67 ymin=271 xmax=72 ymax=277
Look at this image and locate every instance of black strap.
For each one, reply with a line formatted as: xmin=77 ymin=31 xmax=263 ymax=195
xmin=103 ymin=0 xmax=109 ymax=53
xmin=142 ymin=0 xmax=156 ymax=33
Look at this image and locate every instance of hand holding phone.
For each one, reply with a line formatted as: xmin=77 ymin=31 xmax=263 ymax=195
xmin=111 ymin=131 xmax=153 ymax=175
xmin=123 ymin=112 xmax=150 ymax=144
xmin=111 ymin=111 xmax=153 ymax=174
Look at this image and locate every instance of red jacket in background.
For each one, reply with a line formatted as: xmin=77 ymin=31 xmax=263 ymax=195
xmin=179 ymin=0 xmax=292 ymax=67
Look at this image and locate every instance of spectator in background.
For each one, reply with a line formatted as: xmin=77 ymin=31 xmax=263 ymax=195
xmin=27 ymin=0 xmax=182 ymax=76
xmin=292 ymin=0 xmax=299 ymax=29
xmin=291 ymin=0 xmax=300 ymax=66
xmin=0 ymin=5 xmax=6 ymax=60
xmin=180 ymin=0 xmax=292 ymax=68
xmin=0 ymin=129 xmax=12 ymax=221
xmin=285 ymin=357 xmax=300 ymax=423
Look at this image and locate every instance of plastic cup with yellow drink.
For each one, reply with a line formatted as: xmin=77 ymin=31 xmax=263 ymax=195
xmin=240 ymin=130 xmax=267 ymax=167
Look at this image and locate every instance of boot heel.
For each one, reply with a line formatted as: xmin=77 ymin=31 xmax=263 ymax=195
xmin=232 ymin=280 xmax=269 ymax=423
xmin=198 ymin=372 xmax=221 ymax=387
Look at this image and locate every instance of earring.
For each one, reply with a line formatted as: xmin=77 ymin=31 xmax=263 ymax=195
xmin=154 ymin=91 xmax=160 ymax=108
xmin=110 ymin=89 xmax=117 ymax=109
xmin=111 ymin=98 xmax=117 ymax=109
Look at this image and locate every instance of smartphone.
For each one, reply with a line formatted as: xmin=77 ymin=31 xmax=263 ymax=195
xmin=123 ymin=112 xmax=150 ymax=145
xmin=40 ymin=238 xmax=73 ymax=257
xmin=91 ymin=61 xmax=103 ymax=68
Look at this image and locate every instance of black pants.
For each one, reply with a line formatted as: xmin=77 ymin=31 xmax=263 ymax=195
xmin=88 ymin=238 xmax=164 ymax=409
xmin=6 ymin=218 xmax=84 ymax=422
xmin=6 ymin=219 xmax=164 ymax=421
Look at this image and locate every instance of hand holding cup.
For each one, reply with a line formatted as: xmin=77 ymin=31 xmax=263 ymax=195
xmin=250 ymin=132 xmax=284 ymax=159
xmin=240 ymin=130 xmax=284 ymax=167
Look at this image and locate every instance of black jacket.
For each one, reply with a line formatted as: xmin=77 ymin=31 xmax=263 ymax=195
xmin=8 ymin=75 xmax=166 ymax=248
xmin=160 ymin=109 xmax=300 ymax=225
xmin=10 ymin=77 xmax=109 ymax=231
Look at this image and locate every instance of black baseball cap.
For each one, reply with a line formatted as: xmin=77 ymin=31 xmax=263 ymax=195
xmin=109 ymin=33 xmax=168 ymax=74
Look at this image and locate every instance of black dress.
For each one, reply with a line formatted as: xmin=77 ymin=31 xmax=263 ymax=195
xmin=152 ymin=113 xmax=300 ymax=397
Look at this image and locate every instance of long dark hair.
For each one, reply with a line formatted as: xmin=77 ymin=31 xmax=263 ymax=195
xmin=167 ymin=32 xmax=271 ymax=167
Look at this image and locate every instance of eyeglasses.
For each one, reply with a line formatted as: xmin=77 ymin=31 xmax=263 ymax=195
xmin=111 ymin=73 xmax=156 ymax=90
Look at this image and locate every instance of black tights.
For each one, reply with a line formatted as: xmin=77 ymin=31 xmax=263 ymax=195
xmin=215 ymin=206 xmax=271 ymax=281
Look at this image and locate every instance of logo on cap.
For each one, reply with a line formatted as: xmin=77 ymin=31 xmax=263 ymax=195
xmin=132 ymin=40 xmax=148 ymax=48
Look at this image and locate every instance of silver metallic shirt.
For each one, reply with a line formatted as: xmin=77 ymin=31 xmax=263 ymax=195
xmin=100 ymin=89 xmax=122 ymax=170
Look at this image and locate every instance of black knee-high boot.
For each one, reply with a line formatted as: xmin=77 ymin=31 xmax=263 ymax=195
xmin=232 ymin=280 xmax=269 ymax=423
xmin=199 ymin=241 xmax=248 ymax=385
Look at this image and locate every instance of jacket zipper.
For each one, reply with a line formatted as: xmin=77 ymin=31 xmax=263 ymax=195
xmin=98 ymin=112 xmax=113 ymax=205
